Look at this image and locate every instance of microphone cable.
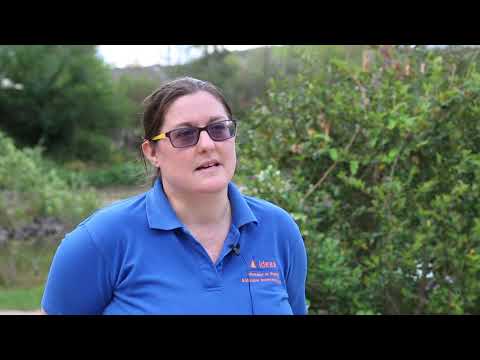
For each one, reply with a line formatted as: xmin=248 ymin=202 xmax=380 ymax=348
xmin=231 ymin=243 xmax=255 ymax=315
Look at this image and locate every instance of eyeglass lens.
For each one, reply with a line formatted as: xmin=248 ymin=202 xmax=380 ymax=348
xmin=170 ymin=121 xmax=235 ymax=148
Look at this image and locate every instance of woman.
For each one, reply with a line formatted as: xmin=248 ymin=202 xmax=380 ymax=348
xmin=41 ymin=77 xmax=307 ymax=315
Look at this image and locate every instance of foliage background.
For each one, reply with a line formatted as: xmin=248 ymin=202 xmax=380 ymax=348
xmin=237 ymin=45 xmax=480 ymax=314
xmin=1 ymin=45 xmax=479 ymax=314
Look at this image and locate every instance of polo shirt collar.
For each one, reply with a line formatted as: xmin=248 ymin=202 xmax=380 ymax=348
xmin=227 ymin=182 xmax=258 ymax=229
xmin=146 ymin=179 xmax=258 ymax=231
xmin=146 ymin=179 xmax=183 ymax=230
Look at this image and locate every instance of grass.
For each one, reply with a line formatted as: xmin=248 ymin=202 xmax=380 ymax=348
xmin=0 ymin=240 xmax=57 ymax=285
xmin=0 ymin=184 xmax=148 ymax=311
xmin=0 ymin=239 xmax=57 ymax=310
xmin=0 ymin=285 xmax=44 ymax=310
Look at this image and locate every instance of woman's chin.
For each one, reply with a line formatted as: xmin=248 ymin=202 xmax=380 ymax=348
xmin=196 ymin=183 xmax=228 ymax=194
xmin=193 ymin=177 xmax=230 ymax=194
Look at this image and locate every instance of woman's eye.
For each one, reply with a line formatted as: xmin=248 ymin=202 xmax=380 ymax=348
xmin=210 ymin=124 xmax=227 ymax=135
xmin=175 ymin=128 xmax=195 ymax=138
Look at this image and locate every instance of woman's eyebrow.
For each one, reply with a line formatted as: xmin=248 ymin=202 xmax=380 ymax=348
xmin=174 ymin=116 xmax=227 ymax=128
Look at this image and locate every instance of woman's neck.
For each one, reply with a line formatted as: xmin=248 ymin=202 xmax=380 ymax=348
xmin=162 ymin=181 xmax=231 ymax=228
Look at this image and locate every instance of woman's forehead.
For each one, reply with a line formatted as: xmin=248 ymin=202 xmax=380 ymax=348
xmin=164 ymin=91 xmax=228 ymax=128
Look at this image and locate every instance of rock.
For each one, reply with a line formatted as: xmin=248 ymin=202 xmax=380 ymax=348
xmin=5 ymin=217 xmax=67 ymax=243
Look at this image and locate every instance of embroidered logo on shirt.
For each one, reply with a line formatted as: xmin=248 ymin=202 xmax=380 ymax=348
xmin=258 ymin=260 xmax=277 ymax=269
xmin=242 ymin=258 xmax=281 ymax=284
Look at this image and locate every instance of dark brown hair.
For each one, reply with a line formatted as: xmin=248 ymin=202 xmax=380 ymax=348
xmin=141 ymin=76 xmax=234 ymax=184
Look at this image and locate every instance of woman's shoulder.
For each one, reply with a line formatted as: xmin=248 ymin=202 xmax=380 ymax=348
xmin=54 ymin=191 xmax=150 ymax=267
xmin=74 ymin=190 xmax=150 ymax=240
xmin=84 ymin=191 xmax=147 ymax=223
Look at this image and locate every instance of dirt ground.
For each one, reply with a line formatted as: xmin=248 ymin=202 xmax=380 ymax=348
xmin=0 ymin=309 xmax=42 ymax=315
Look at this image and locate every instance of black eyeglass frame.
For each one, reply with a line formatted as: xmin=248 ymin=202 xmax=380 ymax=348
xmin=150 ymin=119 xmax=237 ymax=148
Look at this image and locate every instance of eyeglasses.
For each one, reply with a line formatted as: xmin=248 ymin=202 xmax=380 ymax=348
xmin=150 ymin=119 xmax=237 ymax=148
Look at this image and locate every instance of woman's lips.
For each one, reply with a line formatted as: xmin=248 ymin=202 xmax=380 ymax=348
xmin=195 ymin=161 xmax=220 ymax=171
xmin=195 ymin=163 xmax=221 ymax=172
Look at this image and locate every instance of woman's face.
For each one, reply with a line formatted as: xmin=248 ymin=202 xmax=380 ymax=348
xmin=148 ymin=91 xmax=237 ymax=195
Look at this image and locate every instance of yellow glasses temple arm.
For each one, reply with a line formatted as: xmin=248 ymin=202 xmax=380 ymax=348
xmin=151 ymin=133 xmax=166 ymax=141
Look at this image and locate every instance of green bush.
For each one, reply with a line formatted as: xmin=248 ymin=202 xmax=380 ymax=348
xmin=0 ymin=45 xmax=131 ymax=162
xmin=0 ymin=131 xmax=99 ymax=228
xmin=81 ymin=161 xmax=146 ymax=188
xmin=236 ymin=46 xmax=480 ymax=314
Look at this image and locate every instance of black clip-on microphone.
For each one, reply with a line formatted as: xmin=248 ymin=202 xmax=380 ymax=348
xmin=230 ymin=242 xmax=255 ymax=314
xmin=232 ymin=244 xmax=241 ymax=256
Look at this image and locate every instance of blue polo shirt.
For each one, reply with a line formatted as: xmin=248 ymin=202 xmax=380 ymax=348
xmin=41 ymin=180 xmax=308 ymax=315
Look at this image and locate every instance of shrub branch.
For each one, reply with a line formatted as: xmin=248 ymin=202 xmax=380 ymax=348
xmin=300 ymin=124 xmax=361 ymax=206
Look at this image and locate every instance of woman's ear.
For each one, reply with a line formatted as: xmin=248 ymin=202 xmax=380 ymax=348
xmin=141 ymin=140 xmax=161 ymax=168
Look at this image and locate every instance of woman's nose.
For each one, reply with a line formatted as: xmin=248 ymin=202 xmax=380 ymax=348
xmin=196 ymin=129 xmax=215 ymax=150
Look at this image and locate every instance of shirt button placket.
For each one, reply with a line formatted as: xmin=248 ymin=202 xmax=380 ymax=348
xmin=186 ymin=230 xmax=221 ymax=289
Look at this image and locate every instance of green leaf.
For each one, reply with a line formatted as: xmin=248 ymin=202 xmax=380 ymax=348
xmin=387 ymin=148 xmax=399 ymax=163
xmin=403 ymin=116 xmax=416 ymax=127
xmin=350 ymin=161 xmax=359 ymax=176
xmin=387 ymin=118 xmax=397 ymax=130
xmin=329 ymin=149 xmax=339 ymax=162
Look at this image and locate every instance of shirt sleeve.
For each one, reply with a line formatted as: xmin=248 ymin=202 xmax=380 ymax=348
xmin=41 ymin=224 xmax=113 ymax=315
xmin=285 ymin=220 xmax=308 ymax=315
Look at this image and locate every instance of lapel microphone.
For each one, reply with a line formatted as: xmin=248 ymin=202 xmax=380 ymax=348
xmin=232 ymin=244 xmax=241 ymax=256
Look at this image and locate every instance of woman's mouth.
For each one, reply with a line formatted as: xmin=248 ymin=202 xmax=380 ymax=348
xmin=195 ymin=161 xmax=221 ymax=172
